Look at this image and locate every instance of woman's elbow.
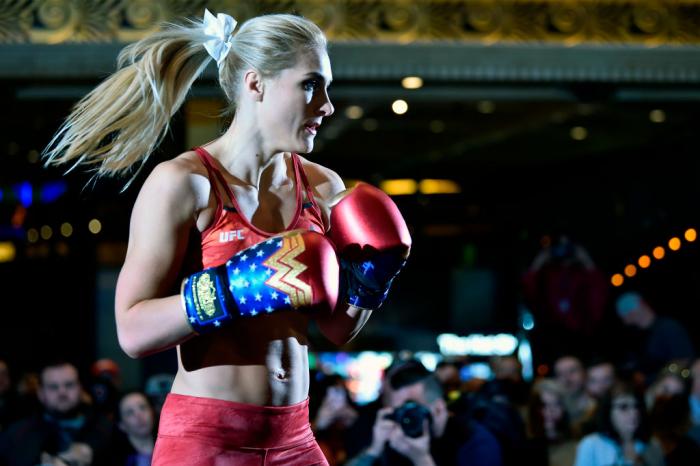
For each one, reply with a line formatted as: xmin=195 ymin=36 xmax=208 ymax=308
xmin=117 ymin=329 xmax=146 ymax=359
xmin=115 ymin=313 xmax=149 ymax=359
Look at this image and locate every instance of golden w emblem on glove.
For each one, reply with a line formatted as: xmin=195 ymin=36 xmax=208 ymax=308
xmin=264 ymin=232 xmax=312 ymax=308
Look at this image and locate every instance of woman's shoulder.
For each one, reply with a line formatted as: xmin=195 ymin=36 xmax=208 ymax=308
xmin=577 ymin=432 xmax=615 ymax=450
xmin=295 ymin=154 xmax=345 ymax=200
xmin=296 ymin=154 xmax=342 ymax=183
xmin=136 ymin=150 xmax=208 ymax=208
xmin=156 ymin=150 xmax=204 ymax=175
xmin=142 ymin=150 xmax=205 ymax=185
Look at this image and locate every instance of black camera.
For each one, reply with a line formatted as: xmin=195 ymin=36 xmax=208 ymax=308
xmin=384 ymin=400 xmax=432 ymax=438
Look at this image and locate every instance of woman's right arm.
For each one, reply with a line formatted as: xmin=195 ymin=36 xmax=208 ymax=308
xmin=114 ymin=159 xmax=201 ymax=358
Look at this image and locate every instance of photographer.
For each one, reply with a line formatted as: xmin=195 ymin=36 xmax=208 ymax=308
xmin=347 ymin=361 xmax=502 ymax=466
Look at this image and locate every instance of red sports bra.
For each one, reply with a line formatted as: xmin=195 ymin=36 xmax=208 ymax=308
xmin=194 ymin=146 xmax=326 ymax=269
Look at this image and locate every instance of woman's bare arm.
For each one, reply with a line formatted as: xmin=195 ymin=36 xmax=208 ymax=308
xmin=114 ymin=159 xmax=203 ymax=358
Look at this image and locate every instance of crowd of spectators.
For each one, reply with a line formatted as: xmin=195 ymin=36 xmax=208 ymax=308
xmin=0 ymin=281 xmax=698 ymax=465
xmin=0 ymin=358 xmax=166 ymax=466
xmin=309 ymin=350 xmax=700 ymax=466
xmin=1 ymin=335 xmax=699 ymax=465
xmin=304 ymin=289 xmax=699 ymax=465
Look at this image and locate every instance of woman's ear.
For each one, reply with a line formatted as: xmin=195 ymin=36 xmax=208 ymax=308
xmin=243 ymin=69 xmax=264 ymax=101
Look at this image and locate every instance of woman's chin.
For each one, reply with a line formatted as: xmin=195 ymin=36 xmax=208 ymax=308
xmin=281 ymin=134 xmax=315 ymax=154
xmin=295 ymin=139 xmax=314 ymax=154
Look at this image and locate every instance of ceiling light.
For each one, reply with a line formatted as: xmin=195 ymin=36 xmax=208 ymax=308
xmin=419 ymin=179 xmax=461 ymax=195
xmin=60 ymin=222 xmax=73 ymax=238
xmin=570 ymin=126 xmax=588 ymax=140
xmin=649 ymin=109 xmax=666 ymax=123
xmin=401 ymin=76 xmax=423 ymax=89
xmin=345 ymin=105 xmax=364 ymax=119
xmin=89 ymin=219 xmax=102 ymax=234
xmin=392 ymin=99 xmax=408 ymax=115
xmin=40 ymin=225 xmax=52 ymax=240
xmin=380 ymin=179 xmax=417 ymax=195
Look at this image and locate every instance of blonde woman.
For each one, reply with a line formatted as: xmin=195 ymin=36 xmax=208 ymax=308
xmin=527 ymin=379 xmax=578 ymax=466
xmin=44 ymin=9 xmax=410 ymax=465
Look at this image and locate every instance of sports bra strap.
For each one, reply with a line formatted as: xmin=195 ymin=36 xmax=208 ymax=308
xmin=193 ymin=146 xmax=227 ymax=211
xmin=194 ymin=147 xmax=323 ymax=232
xmin=292 ymin=154 xmax=323 ymax=216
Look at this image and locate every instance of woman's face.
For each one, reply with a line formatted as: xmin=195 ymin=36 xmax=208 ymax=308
xmin=610 ymin=394 xmax=640 ymax=438
xmin=119 ymin=393 xmax=154 ymax=438
xmin=259 ymin=48 xmax=334 ymax=155
xmin=654 ymin=374 xmax=685 ymax=397
xmin=540 ymin=390 xmax=564 ymax=426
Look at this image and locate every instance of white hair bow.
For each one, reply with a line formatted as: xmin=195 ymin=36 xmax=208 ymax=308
xmin=202 ymin=9 xmax=237 ymax=68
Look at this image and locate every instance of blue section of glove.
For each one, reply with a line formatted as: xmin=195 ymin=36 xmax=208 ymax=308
xmin=182 ymin=236 xmax=295 ymax=334
xmin=340 ymin=251 xmax=406 ymax=310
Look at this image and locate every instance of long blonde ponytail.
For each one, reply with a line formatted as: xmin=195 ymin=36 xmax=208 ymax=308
xmin=43 ymin=12 xmax=327 ymax=187
xmin=43 ymin=22 xmax=212 ymax=186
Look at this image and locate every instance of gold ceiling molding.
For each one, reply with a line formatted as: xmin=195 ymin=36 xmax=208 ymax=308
xmin=1 ymin=0 xmax=699 ymax=45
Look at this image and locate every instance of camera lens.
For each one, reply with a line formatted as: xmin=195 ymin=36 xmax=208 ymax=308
xmin=390 ymin=401 xmax=431 ymax=438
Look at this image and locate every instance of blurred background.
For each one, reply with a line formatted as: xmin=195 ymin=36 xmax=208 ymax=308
xmin=1 ymin=0 xmax=699 ymax=401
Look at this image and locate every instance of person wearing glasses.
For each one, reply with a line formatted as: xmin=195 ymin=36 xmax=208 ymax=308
xmin=574 ymin=383 xmax=663 ymax=466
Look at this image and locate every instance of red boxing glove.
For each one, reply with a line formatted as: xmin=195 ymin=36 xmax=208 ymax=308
xmin=329 ymin=183 xmax=411 ymax=309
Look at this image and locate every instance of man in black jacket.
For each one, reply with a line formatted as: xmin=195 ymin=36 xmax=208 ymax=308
xmin=0 ymin=360 xmax=112 ymax=466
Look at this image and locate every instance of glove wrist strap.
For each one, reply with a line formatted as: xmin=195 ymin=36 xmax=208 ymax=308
xmin=181 ymin=268 xmax=235 ymax=334
xmin=346 ymin=285 xmax=390 ymax=310
xmin=340 ymin=255 xmax=406 ymax=310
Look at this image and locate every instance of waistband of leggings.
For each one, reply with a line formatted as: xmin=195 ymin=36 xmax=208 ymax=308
xmin=157 ymin=393 xmax=314 ymax=449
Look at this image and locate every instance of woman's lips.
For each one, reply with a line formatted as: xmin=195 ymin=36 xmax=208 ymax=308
xmin=304 ymin=122 xmax=320 ymax=135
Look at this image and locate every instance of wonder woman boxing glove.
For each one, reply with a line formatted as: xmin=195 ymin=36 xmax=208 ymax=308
xmin=181 ymin=230 xmax=339 ymax=333
xmin=329 ymin=182 xmax=411 ymax=310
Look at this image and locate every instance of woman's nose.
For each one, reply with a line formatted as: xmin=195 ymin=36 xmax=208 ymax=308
xmin=320 ymin=99 xmax=334 ymax=117
xmin=318 ymin=90 xmax=334 ymax=116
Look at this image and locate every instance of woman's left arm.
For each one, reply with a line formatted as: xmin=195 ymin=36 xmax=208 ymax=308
xmin=301 ymin=158 xmax=373 ymax=346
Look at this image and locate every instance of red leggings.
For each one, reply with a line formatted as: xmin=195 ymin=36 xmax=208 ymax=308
xmin=152 ymin=393 xmax=328 ymax=466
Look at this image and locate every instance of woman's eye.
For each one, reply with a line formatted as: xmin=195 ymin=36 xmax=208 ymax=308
xmin=303 ymin=80 xmax=320 ymax=92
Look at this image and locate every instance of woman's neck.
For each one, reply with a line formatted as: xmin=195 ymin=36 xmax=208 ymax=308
xmin=128 ymin=434 xmax=154 ymax=454
xmin=544 ymin=424 xmax=560 ymax=441
xmin=618 ymin=432 xmax=635 ymax=445
xmin=207 ymin=117 xmax=287 ymax=189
